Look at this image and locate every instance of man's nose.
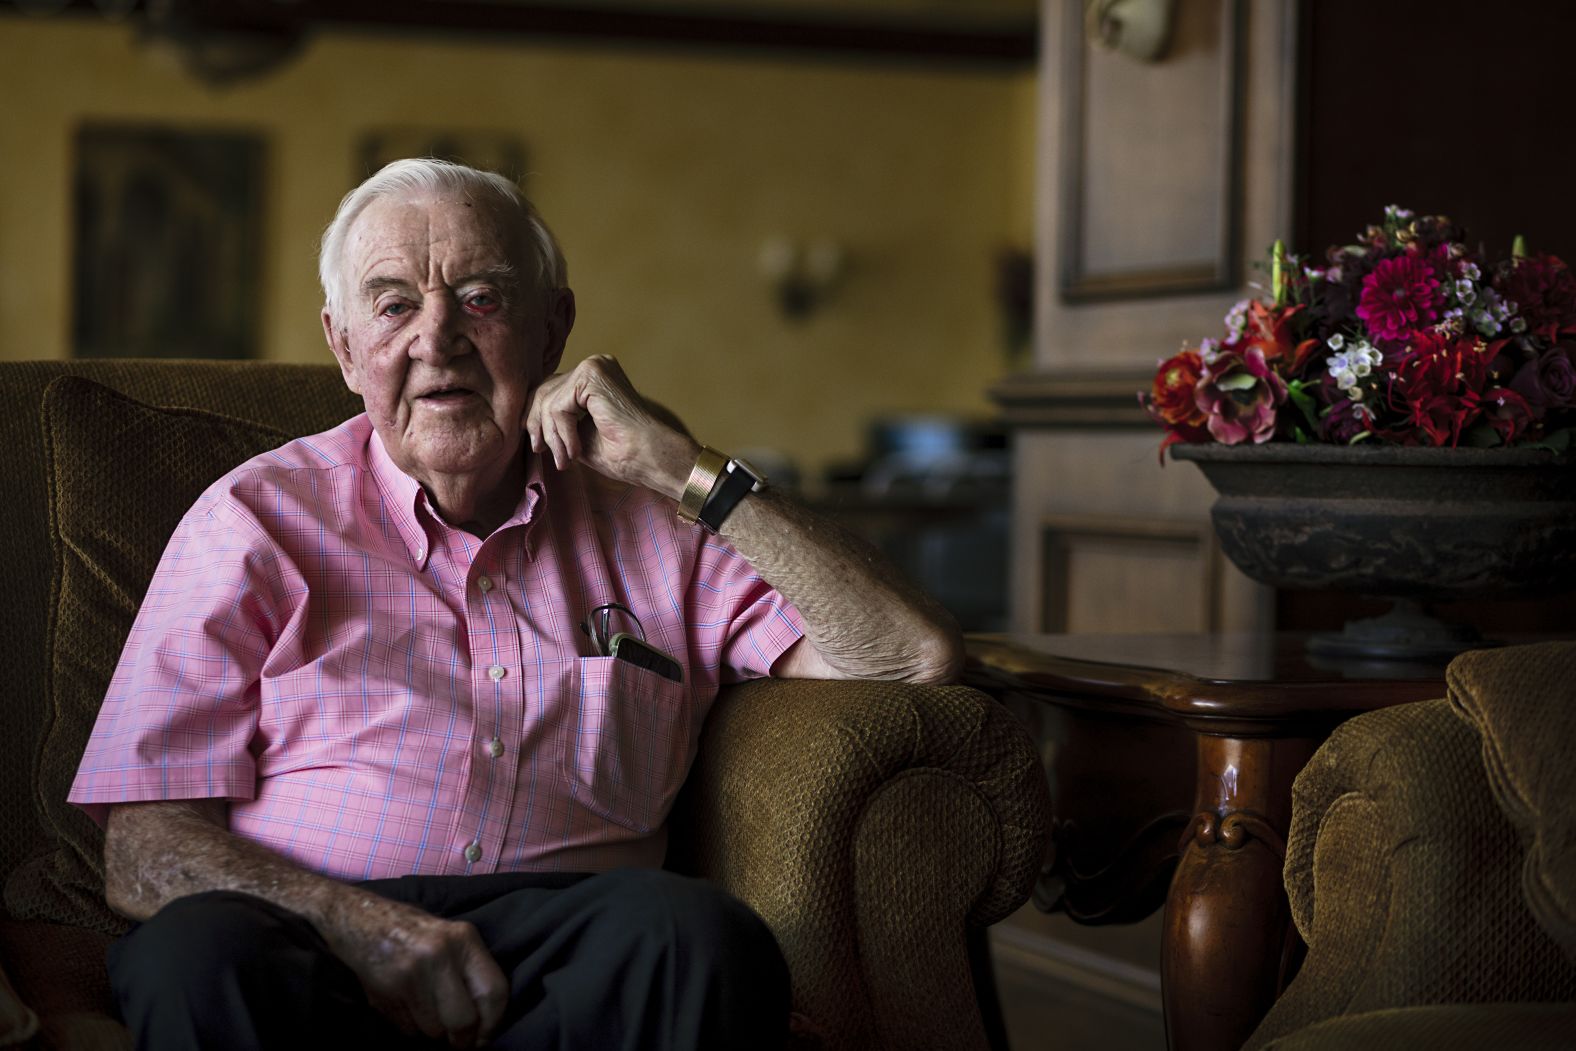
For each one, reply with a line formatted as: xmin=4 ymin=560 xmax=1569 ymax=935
xmin=410 ymin=296 xmax=470 ymax=361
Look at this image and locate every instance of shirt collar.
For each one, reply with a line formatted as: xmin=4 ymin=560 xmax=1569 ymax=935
xmin=367 ymin=428 xmax=547 ymax=568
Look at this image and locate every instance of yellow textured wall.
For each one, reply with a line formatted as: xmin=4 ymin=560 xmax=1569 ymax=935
xmin=0 ymin=18 xmax=1033 ymax=482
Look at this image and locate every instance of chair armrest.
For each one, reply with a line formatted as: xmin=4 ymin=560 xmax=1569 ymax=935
xmin=667 ymin=678 xmax=1049 ymax=1051
xmin=1247 ymin=699 xmax=1576 ymax=1049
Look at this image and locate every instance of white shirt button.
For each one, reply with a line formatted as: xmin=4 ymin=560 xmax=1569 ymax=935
xmin=415 ymin=546 xmax=426 ymax=561
xmin=486 ymin=737 xmax=505 ymax=758
xmin=488 ymin=665 xmax=507 ymax=681
xmin=476 ymin=575 xmax=493 ymax=593
xmin=463 ymin=841 xmax=482 ymax=863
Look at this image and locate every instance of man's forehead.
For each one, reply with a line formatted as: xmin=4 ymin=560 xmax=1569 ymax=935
xmin=348 ymin=193 xmax=522 ymax=280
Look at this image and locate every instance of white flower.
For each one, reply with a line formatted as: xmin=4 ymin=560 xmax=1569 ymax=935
xmin=1511 ymin=317 xmax=1528 ymax=334
xmin=1224 ymin=299 xmax=1251 ymax=339
xmin=1199 ymin=337 xmax=1221 ymax=363
xmin=1455 ymin=278 xmax=1476 ymax=301
xmin=1462 ymin=262 xmax=1481 ymax=281
xmin=1327 ymin=333 xmax=1346 ymax=351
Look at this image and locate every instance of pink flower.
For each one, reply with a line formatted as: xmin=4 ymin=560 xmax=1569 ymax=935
xmin=1193 ymin=347 xmax=1287 ymax=444
xmin=1357 ymin=254 xmax=1442 ymax=344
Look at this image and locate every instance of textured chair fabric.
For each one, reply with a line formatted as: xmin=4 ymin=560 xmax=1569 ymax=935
xmin=0 ymin=921 xmax=122 ymax=1051
xmin=1255 ymin=1003 xmax=1576 ymax=1051
xmin=1245 ymin=691 xmax=1576 ymax=1050
xmin=666 ymin=677 xmax=1047 ymax=1051
xmin=0 ymin=954 xmax=39 ymax=1047
xmin=1448 ymin=641 xmax=1576 ymax=961
xmin=0 ymin=360 xmax=1049 ymax=1051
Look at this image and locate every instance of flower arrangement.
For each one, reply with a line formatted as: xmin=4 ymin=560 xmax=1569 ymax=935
xmin=1143 ymin=206 xmax=1576 ymax=457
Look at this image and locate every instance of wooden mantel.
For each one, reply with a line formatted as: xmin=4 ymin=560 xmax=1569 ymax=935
xmin=989 ymin=367 xmax=1154 ymax=430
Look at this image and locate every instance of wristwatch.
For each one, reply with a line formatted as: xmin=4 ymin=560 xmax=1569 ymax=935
xmin=697 ymin=456 xmax=767 ymax=533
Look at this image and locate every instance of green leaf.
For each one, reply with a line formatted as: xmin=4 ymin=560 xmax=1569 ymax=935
xmin=1285 ymin=380 xmax=1321 ymax=431
xmin=1293 ymin=427 xmax=1311 ymax=444
xmin=1523 ymin=427 xmax=1573 ymax=452
xmin=1347 ymin=430 xmax=1372 ymax=445
xmin=1215 ymin=373 xmax=1259 ymax=392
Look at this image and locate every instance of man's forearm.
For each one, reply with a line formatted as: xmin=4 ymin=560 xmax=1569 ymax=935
xmin=522 ymin=357 xmax=963 ymax=682
xmin=718 ymin=486 xmax=964 ymax=683
xmin=103 ymin=800 xmax=376 ymax=931
xmin=104 ymin=800 xmax=509 ymax=1044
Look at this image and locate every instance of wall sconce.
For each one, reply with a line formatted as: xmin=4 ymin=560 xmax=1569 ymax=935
xmin=758 ymin=235 xmax=846 ymax=321
xmin=1084 ymin=0 xmax=1176 ymax=63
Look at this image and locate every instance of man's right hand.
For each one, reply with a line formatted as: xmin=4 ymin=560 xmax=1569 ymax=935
xmin=323 ymin=895 xmax=508 ymax=1048
xmin=104 ymin=800 xmax=507 ymax=1048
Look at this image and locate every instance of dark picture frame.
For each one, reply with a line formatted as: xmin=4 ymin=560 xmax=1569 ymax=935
xmin=72 ymin=123 xmax=265 ymax=360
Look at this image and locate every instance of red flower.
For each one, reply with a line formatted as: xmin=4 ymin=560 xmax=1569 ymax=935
xmin=1231 ymin=301 xmax=1321 ymax=375
xmin=1480 ymin=387 xmax=1537 ymax=444
xmin=1495 ymin=253 xmax=1576 ymax=339
xmin=1144 ymin=349 xmax=1211 ymax=457
xmin=1384 ymin=333 xmax=1493 ymax=446
xmin=1357 ymin=254 xmax=1443 ymax=344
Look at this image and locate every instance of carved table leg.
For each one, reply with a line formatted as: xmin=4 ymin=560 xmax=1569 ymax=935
xmin=1160 ymin=734 xmax=1317 ymax=1051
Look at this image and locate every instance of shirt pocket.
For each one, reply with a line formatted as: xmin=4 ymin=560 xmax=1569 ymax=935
xmin=566 ymin=656 xmax=693 ymax=833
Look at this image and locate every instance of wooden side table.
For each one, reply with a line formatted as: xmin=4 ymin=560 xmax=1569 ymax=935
xmin=964 ymin=633 xmax=1445 ymax=1051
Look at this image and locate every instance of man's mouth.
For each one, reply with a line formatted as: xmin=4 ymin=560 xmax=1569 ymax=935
xmin=418 ymin=385 xmax=474 ymax=401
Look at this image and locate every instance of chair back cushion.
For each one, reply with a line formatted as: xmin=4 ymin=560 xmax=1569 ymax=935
xmin=0 ymin=361 xmax=360 ymax=928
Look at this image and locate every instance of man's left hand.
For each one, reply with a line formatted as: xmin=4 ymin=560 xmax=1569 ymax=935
xmin=525 ymin=355 xmax=697 ymax=499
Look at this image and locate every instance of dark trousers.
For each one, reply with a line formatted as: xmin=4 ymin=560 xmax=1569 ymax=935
xmin=107 ymin=867 xmax=790 ymax=1051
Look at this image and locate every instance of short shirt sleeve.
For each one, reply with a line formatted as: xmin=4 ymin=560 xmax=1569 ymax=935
xmin=68 ymin=492 xmax=294 ymax=827
xmin=686 ymin=533 xmax=805 ymax=684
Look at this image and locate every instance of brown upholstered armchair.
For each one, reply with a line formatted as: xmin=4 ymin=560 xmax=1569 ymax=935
xmin=0 ymin=360 xmax=1049 ymax=1050
xmin=1245 ymin=642 xmax=1576 ymax=1050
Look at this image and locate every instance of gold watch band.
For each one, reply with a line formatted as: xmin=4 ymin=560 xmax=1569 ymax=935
xmin=677 ymin=447 xmax=729 ymax=523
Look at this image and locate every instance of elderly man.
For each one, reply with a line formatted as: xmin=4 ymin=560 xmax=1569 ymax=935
xmin=68 ymin=158 xmax=961 ymax=1051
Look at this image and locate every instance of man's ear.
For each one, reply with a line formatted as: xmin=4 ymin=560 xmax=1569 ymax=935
xmin=322 ymin=309 xmax=362 ymax=394
xmin=541 ymin=288 xmax=576 ymax=376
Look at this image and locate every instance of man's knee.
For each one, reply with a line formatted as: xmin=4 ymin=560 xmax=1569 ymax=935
xmin=595 ymin=868 xmax=784 ymax=973
xmin=111 ymin=891 xmax=299 ymax=984
xmin=110 ymin=891 xmax=374 ymax=1049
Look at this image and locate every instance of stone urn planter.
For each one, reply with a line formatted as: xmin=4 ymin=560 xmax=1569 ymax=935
xmin=1171 ymin=442 xmax=1576 ymax=661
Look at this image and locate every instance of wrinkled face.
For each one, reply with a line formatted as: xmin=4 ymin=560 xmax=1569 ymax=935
xmin=323 ymin=192 xmax=571 ymax=506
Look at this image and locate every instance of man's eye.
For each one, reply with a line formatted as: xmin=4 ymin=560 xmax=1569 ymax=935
xmin=466 ymin=293 xmax=500 ymax=313
xmin=379 ymin=302 xmax=409 ymax=317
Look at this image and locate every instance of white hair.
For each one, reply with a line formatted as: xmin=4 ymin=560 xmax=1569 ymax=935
xmin=318 ymin=157 xmax=567 ymax=320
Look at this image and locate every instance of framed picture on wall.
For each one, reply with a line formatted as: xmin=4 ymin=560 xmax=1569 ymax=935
xmin=72 ymin=123 xmax=265 ymax=359
xmin=357 ymin=128 xmax=529 ymax=184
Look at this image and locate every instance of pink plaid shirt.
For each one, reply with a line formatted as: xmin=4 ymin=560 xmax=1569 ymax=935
xmin=70 ymin=414 xmax=804 ymax=879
